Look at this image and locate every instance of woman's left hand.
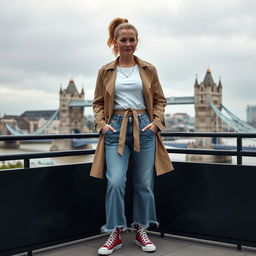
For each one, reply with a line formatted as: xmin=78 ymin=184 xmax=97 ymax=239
xmin=142 ymin=123 xmax=158 ymax=133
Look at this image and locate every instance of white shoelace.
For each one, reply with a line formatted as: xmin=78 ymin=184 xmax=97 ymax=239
xmin=104 ymin=230 xmax=118 ymax=247
xmin=137 ymin=228 xmax=151 ymax=244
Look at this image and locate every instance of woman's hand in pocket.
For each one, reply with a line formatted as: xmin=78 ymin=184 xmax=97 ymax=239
xmin=101 ymin=124 xmax=116 ymax=134
xmin=142 ymin=123 xmax=158 ymax=133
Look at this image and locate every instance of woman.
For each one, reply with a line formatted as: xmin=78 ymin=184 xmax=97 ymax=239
xmin=90 ymin=18 xmax=174 ymax=255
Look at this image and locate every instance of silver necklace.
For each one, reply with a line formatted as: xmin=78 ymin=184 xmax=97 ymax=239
xmin=117 ymin=65 xmax=135 ymax=78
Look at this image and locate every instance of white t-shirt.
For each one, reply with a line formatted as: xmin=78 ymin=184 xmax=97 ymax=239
xmin=114 ymin=65 xmax=146 ymax=110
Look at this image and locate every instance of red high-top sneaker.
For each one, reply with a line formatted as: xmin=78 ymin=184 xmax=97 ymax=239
xmin=98 ymin=228 xmax=122 ymax=255
xmin=135 ymin=226 xmax=156 ymax=252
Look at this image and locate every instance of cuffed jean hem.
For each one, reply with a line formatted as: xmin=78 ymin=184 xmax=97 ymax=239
xmin=131 ymin=220 xmax=159 ymax=230
xmin=100 ymin=225 xmax=128 ymax=234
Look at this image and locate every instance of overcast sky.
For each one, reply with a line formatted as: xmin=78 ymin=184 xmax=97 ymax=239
xmin=0 ymin=0 xmax=255 ymax=119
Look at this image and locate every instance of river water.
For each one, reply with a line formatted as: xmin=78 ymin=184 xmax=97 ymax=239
xmin=0 ymin=138 xmax=256 ymax=168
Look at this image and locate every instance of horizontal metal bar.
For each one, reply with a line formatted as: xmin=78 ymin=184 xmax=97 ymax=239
xmin=1 ymin=132 xmax=256 ymax=141
xmin=167 ymin=149 xmax=255 ymax=157
xmin=161 ymin=132 xmax=256 ymax=138
xmin=1 ymin=148 xmax=255 ymax=162
xmin=167 ymin=148 xmax=238 ymax=155
xmin=0 ymin=149 xmax=96 ymax=161
xmin=0 ymin=133 xmax=100 ymax=141
xmin=240 ymin=151 xmax=256 ymax=157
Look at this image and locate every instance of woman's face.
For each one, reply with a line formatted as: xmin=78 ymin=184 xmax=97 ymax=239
xmin=114 ymin=29 xmax=138 ymax=57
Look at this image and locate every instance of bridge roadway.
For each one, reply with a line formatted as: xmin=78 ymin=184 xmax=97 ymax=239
xmin=164 ymin=142 xmax=256 ymax=151
xmin=5 ymin=96 xmax=256 ymax=137
xmin=71 ymin=96 xmax=195 ymax=107
xmin=23 ymin=230 xmax=256 ymax=256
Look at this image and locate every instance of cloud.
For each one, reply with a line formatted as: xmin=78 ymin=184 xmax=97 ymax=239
xmin=0 ymin=86 xmax=57 ymax=116
xmin=0 ymin=0 xmax=255 ymax=120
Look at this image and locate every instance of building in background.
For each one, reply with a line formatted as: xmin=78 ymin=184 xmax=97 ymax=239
xmin=20 ymin=110 xmax=59 ymax=134
xmin=0 ymin=111 xmax=59 ymax=135
xmin=165 ymin=113 xmax=194 ymax=132
xmin=246 ymin=105 xmax=256 ymax=127
xmin=0 ymin=115 xmax=19 ymax=135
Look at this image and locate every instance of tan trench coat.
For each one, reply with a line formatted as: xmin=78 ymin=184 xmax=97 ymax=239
xmin=90 ymin=56 xmax=174 ymax=178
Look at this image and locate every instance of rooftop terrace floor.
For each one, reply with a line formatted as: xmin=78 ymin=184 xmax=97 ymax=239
xmin=18 ymin=231 xmax=256 ymax=256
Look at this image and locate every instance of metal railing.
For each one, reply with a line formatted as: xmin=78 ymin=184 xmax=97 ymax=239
xmin=0 ymin=132 xmax=256 ymax=167
xmin=1 ymin=132 xmax=256 ymax=255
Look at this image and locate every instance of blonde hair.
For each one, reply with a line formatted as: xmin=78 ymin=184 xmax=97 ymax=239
xmin=107 ymin=17 xmax=138 ymax=56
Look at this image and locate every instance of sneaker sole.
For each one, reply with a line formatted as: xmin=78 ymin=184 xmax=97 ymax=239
xmin=135 ymin=240 xmax=156 ymax=252
xmin=98 ymin=244 xmax=122 ymax=255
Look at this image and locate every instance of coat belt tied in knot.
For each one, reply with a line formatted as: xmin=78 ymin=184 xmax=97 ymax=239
xmin=112 ymin=108 xmax=147 ymax=156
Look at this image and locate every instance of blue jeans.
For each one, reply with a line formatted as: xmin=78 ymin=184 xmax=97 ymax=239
xmin=101 ymin=113 xmax=158 ymax=232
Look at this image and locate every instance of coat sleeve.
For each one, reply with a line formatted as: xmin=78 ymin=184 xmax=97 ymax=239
xmin=93 ymin=69 xmax=107 ymax=133
xmin=151 ymin=66 xmax=166 ymax=131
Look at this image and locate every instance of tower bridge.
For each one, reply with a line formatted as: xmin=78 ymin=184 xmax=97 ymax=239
xmin=1 ymin=69 xmax=255 ymax=151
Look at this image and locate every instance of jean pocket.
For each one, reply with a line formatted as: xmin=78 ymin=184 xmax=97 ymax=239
xmin=108 ymin=118 xmax=118 ymax=128
xmin=104 ymin=129 xmax=112 ymax=135
xmin=141 ymin=128 xmax=155 ymax=136
xmin=147 ymin=128 xmax=156 ymax=135
xmin=106 ymin=117 xmax=121 ymax=134
xmin=139 ymin=114 xmax=151 ymax=128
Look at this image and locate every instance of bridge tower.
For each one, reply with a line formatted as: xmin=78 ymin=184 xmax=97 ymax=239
xmin=194 ymin=69 xmax=222 ymax=146
xmin=187 ymin=69 xmax=231 ymax=163
xmin=50 ymin=79 xmax=88 ymax=152
xmin=59 ymin=79 xmax=85 ymax=134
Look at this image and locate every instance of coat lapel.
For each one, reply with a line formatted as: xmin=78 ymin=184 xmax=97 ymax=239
xmin=104 ymin=59 xmax=118 ymax=97
xmin=138 ymin=66 xmax=151 ymax=91
xmin=105 ymin=69 xmax=116 ymax=97
xmin=135 ymin=56 xmax=153 ymax=120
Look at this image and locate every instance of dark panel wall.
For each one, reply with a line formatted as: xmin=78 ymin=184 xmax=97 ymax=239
xmin=0 ymin=163 xmax=105 ymax=255
xmin=0 ymin=161 xmax=256 ymax=254
xmin=155 ymin=162 xmax=256 ymax=245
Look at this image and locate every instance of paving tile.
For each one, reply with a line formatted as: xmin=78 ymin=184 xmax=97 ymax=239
xmin=28 ymin=232 xmax=256 ymax=256
xmin=35 ymin=234 xmax=129 ymax=256
xmin=161 ymin=244 xmax=248 ymax=256
xmin=157 ymin=234 xmax=256 ymax=256
xmin=35 ymin=243 xmax=89 ymax=256
xmin=245 ymin=248 xmax=256 ymax=256
xmin=81 ymin=233 xmax=111 ymax=249
xmin=35 ymin=243 xmax=128 ymax=256
xmin=83 ymin=232 xmax=189 ymax=256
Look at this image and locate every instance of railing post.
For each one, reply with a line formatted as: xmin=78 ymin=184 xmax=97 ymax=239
xmin=27 ymin=250 xmax=33 ymax=256
xmin=237 ymin=136 xmax=242 ymax=165
xmin=237 ymin=244 xmax=242 ymax=250
xmin=24 ymin=157 xmax=30 ymax=169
